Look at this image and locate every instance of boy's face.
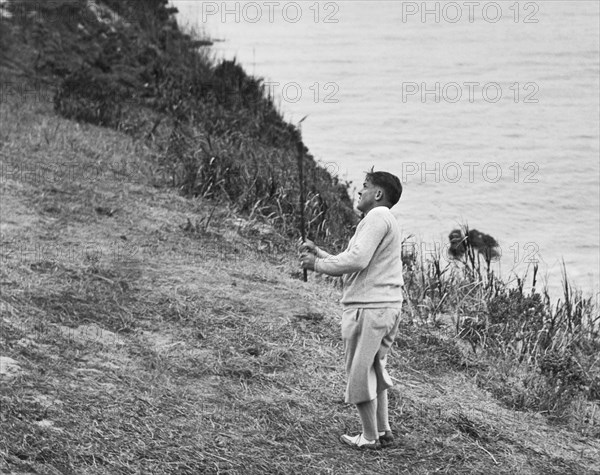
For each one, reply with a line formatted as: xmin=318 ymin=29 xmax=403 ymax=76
xmin=357 ymin=179 xmax=383 ymax=213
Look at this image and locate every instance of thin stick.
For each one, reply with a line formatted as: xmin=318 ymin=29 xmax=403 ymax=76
xmin=297 ymin=117 xmax=308 ymax=282
xmin=297 ymin=137 xmax=307 ymax=282
xmin=476 ymin=440 xmax=499 ymax=465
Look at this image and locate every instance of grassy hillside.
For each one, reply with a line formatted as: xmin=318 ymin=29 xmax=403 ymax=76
xmin=1 ymin=88 xmax=599 ymax=475
xmin=1 ymin=1 xmax=599 ymax=474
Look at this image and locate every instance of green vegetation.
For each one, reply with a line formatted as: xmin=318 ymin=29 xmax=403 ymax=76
xmin=1 ymin=1 xmax=598 ymax=474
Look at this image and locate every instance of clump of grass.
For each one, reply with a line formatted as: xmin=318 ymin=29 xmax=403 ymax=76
xmin=403 ymin=228 xmax=600 ymax=431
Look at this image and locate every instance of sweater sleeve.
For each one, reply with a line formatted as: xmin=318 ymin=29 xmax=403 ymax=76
xmin=315 ymin=210 xmax=389 ymax=276
xmin=316 ymin=248 xmax=333 ymax=259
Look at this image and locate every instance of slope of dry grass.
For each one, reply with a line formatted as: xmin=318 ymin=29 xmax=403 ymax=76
xmin=1 ymin=98 xmax=599 ymax=474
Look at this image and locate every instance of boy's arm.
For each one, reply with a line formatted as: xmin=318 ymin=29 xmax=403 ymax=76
xmin=315 ymin=213 xmax=388 ymax=276
xmin=315 ymin=247 xmax=332 ymax=259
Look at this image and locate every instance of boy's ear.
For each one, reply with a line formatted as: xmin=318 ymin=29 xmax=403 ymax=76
xmin=375 ymin=188 xmax=383 ymax=201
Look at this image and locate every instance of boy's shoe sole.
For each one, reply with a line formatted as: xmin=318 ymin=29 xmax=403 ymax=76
xmin=340 ymin=433 xmax=381 ymax=450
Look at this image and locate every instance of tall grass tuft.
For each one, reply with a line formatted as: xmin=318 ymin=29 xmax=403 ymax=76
xmin=403 ymin=228 xmax=599 ymax=429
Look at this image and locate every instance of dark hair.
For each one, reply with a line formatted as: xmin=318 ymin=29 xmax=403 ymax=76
xmin=365 ymin=170 xmax=402 ymax=206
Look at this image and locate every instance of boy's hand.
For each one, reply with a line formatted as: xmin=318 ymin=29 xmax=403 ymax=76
xmin=300 ymin=252 xmax=316 ymax=271
xmin=297 ymin=238 xmax=317 ymax=255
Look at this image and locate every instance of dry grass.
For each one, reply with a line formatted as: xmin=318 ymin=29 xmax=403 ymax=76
xmin=1 ymin=98 xmax=599 ymax=474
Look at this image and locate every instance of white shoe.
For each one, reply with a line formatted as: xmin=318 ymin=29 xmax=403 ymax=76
xmin=340 ymin=433 xmax=381 ymax=450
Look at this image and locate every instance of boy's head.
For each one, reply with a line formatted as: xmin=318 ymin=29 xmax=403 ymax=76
xmin=357 ymin=170 xmax=402 ymax=212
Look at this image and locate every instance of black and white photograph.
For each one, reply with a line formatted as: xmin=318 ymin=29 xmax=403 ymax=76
xmin=1 ymin=1 xmax=599 ymax=473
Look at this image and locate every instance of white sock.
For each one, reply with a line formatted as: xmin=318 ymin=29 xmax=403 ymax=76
xmin=356 ymin=399 xmax=378 ymax=441
xmin=376 ymin=390 xmax=391 ymax=433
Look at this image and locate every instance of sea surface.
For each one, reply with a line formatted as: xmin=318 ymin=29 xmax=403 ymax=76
xmin=174 ymin=0 xmax=600 ymax=299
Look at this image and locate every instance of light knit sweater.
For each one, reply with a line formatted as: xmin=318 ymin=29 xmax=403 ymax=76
xmin=315 ymin=206 xmax=404 ymax=308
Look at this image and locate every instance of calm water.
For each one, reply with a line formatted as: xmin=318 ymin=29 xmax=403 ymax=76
xmin=174 ymin=1 xmax=600 ymax=298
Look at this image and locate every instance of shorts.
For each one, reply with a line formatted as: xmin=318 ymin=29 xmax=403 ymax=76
xmin=341 ymin=307 xmax=401 ymax=404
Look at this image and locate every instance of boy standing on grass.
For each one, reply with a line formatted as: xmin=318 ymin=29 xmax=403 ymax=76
xmin=299 ymin=171 xmax=403 ymax=450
